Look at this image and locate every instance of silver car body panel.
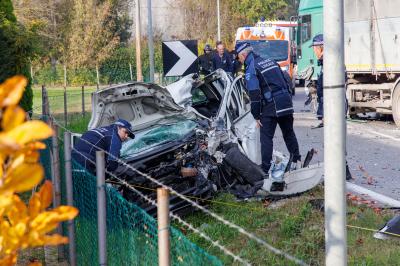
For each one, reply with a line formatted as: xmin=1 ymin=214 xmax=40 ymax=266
xmin=88 ymin=82 xmax=197 ymax=131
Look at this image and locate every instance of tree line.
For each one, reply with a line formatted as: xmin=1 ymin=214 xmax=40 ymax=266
xmin=1 ymin=0 xmax=296 ymax=111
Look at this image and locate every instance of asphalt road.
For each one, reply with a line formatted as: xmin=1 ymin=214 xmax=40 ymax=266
xmin=272 ymin=89 xmax=400 ymax=201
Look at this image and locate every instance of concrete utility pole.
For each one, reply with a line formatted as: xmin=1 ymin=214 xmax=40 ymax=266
xmin=323 ymin=0 xmax=347 ymax=265
xmin=135 ymin=0 xmax=143 ymax=81
xmin=147 ymin=0 xmax=155 ymax=82
xmin=217 ymin=0 xmax=221 ymax=41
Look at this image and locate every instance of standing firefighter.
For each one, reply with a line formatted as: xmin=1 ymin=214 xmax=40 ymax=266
xmin=310 ymin=34 xmax=352 ymax=180
xmin=235 ymin=42 xmax=301 ymax=191
xmin=72 ymin=119 xmax=135 ymax=174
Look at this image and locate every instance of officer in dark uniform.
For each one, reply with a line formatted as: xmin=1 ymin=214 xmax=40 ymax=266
xmin=198 ymin=44 xmax=214 ymax=75
xmin=310 ymin=34 xmax=324 ymax=128
xmin=72 ymin=119 xmax=135 ymax=174
xmin=235 ymin=42 xmax=301 ymax=189
xmin=230 ymin=49 xmax=242 ymax=76
xmin=310 ymin=34 xmax=352 ymax=180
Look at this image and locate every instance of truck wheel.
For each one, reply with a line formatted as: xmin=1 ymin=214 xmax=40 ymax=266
xmin=392 ymin=83 xmax=400 ymax=127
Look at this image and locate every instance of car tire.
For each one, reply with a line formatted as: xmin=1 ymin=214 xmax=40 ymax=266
xmin=392 ymin=82 xmax=400 ymax=127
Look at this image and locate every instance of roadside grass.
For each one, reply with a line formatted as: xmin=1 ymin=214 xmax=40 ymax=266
xmin=177 ymin=186 xmax=400 ymax=265
xmin=52 ymin=115 xmax=400 ymax=265
xmin=32 ymin=85 xmax=96 ymax=114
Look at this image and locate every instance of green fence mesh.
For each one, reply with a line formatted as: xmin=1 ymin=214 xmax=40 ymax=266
xmin=40 ymin=138 xmax=222 ymax=266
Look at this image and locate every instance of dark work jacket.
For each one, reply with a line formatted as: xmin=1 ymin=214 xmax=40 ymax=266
xmin=317 ymin=57 xmax=323 ymax=98
xmin=72 ymin=125 xmax=122 ymax=173
xmin=198 ymin=52 xmax=214 ymax=75
xmin=244 ymin=52 xmax=293 ymax=119
xmin=212 ymin=51 xmax=233 ymax=73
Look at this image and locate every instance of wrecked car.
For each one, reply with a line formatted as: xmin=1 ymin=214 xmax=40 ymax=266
xmin=87 ymin=69 xmax=323 ymax=216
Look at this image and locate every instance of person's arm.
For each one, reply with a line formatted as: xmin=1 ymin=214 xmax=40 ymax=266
xmin=211 ymin=54 xmax=217 ymax=71
xmin=226 ymin=52 xmax=233 ymax=73
xmin=245 ymin=64 xmax=262 ymax=120
xmin=107 ymin=132 xmax=122 ymax=172
xmin=317 ymin=71 xmax=323 ymax=98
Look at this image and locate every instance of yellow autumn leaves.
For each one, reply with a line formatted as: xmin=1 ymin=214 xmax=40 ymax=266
xmin=0 ymin=76 xmax=78 ymax=265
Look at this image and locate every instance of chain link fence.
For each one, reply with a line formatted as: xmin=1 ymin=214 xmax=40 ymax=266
xmin=39 ymin=132 xmax=222 ymax=265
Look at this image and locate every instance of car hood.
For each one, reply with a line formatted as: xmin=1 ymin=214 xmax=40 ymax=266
xmin=88 ymin=81 xmax=197 ymax=131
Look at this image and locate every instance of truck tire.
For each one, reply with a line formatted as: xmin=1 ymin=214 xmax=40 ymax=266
xmin=392 ymin=83 xmax=400 ymax=127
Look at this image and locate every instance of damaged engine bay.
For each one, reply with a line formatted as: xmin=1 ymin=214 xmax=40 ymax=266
xmin=112 ymin=115 xmax=316 ymax=217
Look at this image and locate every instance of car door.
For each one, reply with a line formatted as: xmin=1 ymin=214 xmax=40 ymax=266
xmin=217 ymin=75 xmax=262 ymax=165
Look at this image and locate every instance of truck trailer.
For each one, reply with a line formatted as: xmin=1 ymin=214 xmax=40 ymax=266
xmin=296 ymin=0 xmax=400 ymax=126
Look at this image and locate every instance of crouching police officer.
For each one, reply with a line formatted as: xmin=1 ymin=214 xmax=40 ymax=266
xmin=72 ymin=119 xmax=135 ymax=174
xmin=235 ymin=42 xmax=301 ymax=190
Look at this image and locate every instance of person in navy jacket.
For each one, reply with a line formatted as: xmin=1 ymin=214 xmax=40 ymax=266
xmin=212 ymin=41 xmax=233 ymax=74
xmin=310 ymin=34 xmax=353 ymax=180
xmin=72 ymin=119 xmax=135 ymax=174
xmin=235 ymin=42 xmax=301 ymax=190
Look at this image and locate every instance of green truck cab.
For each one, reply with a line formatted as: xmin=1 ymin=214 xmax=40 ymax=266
xmin=296 ymin=0 xmax=400 ymax=126
xmin=296 ymin=0 xmax=323 ymax=80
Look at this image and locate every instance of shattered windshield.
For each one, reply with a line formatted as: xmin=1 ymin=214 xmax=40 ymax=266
xmin=239 ymin=40 xmax=288 ymax=62
xmin=121 ymin=118 xmax=198 ymax=158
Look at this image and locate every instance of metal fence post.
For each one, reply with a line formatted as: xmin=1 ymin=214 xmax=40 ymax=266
xmin=51 ymin=124 xmax=64 ymax=260
xmin=96 ymin=65 xmax=100 ymax=90
xmin=41 ymin=85 xmax=46 ymax=118
xmin=63 ymin=87 xmax=68 ymax=127
xmin=42 ymin=85 xmax=50 ymax=123
xmin=64 ymin=131 xmax=76 ymax=266
xmin=81 ymin=85 xmax=85 ymax=117
xmin=157 ymin=188 xmax=170 ymax=266
xmin=129 ymin=63 xmax=133 ymax=81
xmin=96 ymin=151 xmax=107 ymax=266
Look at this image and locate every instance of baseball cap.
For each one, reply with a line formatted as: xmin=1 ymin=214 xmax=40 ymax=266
xmin=309 ymin=34 xmax=323 ymax=47
xmin=235 ymin=42 xmax=251 ymax=54
xmin=114 ymin=119 xmax=135 ymax=138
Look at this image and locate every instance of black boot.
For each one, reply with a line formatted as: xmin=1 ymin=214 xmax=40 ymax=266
xmin=346 ymin=162 xmax=352 ymax=180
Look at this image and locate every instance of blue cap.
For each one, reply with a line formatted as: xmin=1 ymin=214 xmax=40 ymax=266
xmin=235 ymin=42 xmax=250 ymax=54
xmin=114 ymin=119 xmax=135 ymax=138
xmin=309 ymin=34 xmax=323 ymax=47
